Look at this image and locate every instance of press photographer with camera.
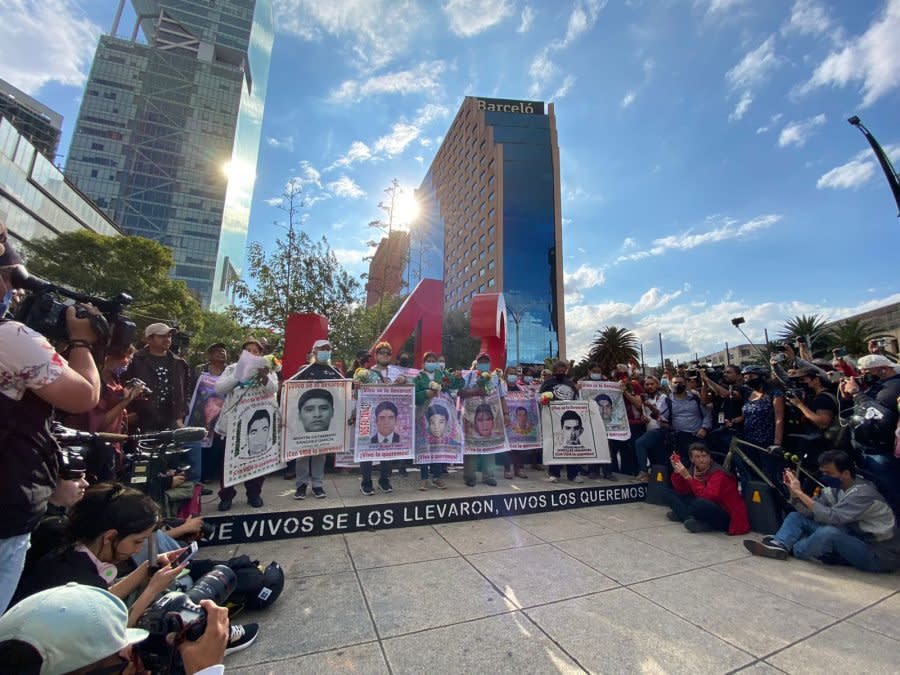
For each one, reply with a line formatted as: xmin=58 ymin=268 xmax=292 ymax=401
xmin=699 ymin=364 xmax=745 ymax=455
xmin=0 ymin=222 xmax=104 ymax=614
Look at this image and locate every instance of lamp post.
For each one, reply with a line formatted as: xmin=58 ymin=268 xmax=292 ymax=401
xmin=848 ymin=116 xmax=900 ymax=217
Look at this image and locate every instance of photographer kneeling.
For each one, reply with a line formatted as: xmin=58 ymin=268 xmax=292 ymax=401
xmin=0 ymin=223 xmax=102 ymax=613
xmin=0 ymin=582 xmax=227 ymax=674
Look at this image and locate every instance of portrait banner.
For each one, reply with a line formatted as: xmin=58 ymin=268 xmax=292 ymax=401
xmin=186 ymin=372 xmax=225 ymax=448
xmin=505 ymin=390 xmax=541 ymax=450
xmin=578 ymin=381 xmax=631 ymax=441
xmin=462 ymin=391 xmax=509 ymax=455
xmin=541 ymin=400 xmax=611 ymax=465
xmin=353 ymin=385 xmax=415 ymax=462
xmin=281 ymin=379 xmax=352 ymax=461
xmin=224 ymin=385 xmax=283 ymax=487
xmin=415 ymin=393 xmax=464 ymax=464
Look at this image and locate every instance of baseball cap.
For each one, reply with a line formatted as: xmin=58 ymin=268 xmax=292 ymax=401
xmin=0 ymin=583 xmax=148 ymax=675
xmin=476 ymin=352 xmax=490 ymax=361
xmin=0 ymin=220 xmax=22 ymax=267
xmin=207 ymin=342 xmax=227 ymax=352
xmin=312 ymin=338 xmax=331 ymax=350
xmin=857 ymin=354 xmax=897 ymax=369
xmin=144 ymin=322 xmax=175 ymax=338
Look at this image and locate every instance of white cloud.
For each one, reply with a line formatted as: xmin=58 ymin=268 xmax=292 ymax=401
xmin=329 ymin=60 xmax=446 ymax=103
xmin=755 ymin=112 xmax=783 ymax=134
xmin=294 ymin=161 xmax=322 ymax=189
xmin=728 ymin=91 xmax=752 ymax=121
xmin=332 ymin=247 xmax=369 ymax=266
xmin=327 ymin=175 xmax=366 ymax=199
xmin=726 ymin=36 xmax=779 ymax=90
xmin=702 ymin=0 xmax=748 ymax=14
xmin=622 ymin=237 xmax=637 ymax=249
xmin=617 ymin=214 xmax=782 ymax=262
xmin=264 ymin=197 xmax=283 ymax=207
xmin=414 ymin=155 xmax=425 ymax=164
xmin=273 ymin=0 xmax=423 ymax=71
xmin=621 ymin=91 xmax=636 ymax=108
xmin=266 ymin=135 xmax=295 ymax=151
xmin=0 ymin=0 xmax=102 ymax=94
xmin=564 ymin=264 xmax=606 ymax=291
xmin=551 ymin=75 xmax=577 ymax=100
xmin=373 ymin=122 xmax=421 ymax=156
xmin=782 ymin=0 xmax=838 ymax=39
xmin=518 ymin=5 xmax=535 ymax=33
xmin=329 ymin=141 xmax=373 ymax=169
xmin=778 ymin=113 xmax=826 ymax=148
xmin=817 ymin=144 xmax=900 ymax=190
xmin=797 ymin=0 xmax=900 ymax=107
xmin=631 ymin=287 xmax=684 ymax=314
xmin=443 ymin=0 xmax=514 ymax=37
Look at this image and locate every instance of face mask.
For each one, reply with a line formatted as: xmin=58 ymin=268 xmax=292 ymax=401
xmin=315 ymin=350 xmax=331 ymax=363
xmin=438 ymin=361 xmax=446 ymax=369
xmin=589 ymin=373 xmax=603 ymax=380
xmin=523 ymin=376 xmax=534 ymax=384
xmin=861 ymin=373 xmax=879 ymax=386
xmin=660 ymin=377 xmax=669 ymax=387
xmin=674 ymin=383 xmax=686 ymax=394
xmin=745 ymin=377 xmax=763 ymax=389
xmin=507 ymin=375 xmax=518 ymax=384
xmin=820 ymin=475 xmax=842 ymax=490
xmin=398 ymin=357 xmax=411 ymax=367
xmin=424 ymin=362 xmax=439 ymax=373
xmin=477 ymin=363 xmax=490 ymax=373
xmin=112 ymin=365 xmax=128 ymax=378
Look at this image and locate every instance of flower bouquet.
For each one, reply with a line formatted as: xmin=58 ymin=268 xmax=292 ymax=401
xmin=539 ymin=391 xmax=554 ymax=406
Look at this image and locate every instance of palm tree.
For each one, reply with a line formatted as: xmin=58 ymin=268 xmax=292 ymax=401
xmin=824 ymin=318 xmax=880 ymax=357
xmin=779 ymin=314 xmax=830 ymax=357
xmin=587 ymin=326 xmax=640 ymax=376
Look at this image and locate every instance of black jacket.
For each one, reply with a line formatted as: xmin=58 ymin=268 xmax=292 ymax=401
xmin=124 ymin=348 xmax=191 ymax=431
xmin=291 ymin=362 xmax=345 ymax=381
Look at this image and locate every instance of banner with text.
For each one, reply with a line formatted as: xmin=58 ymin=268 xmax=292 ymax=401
xmin=224 ymin=385 xmax=283 ymax=487
xmin=186 ymin=372 xmax=225 ymax=448
xmin=281 ymin=379 xmax=352 ymax=461
xmin=578 ymin=381 xmax=631 ymax=441
xmin=462 ymin=391 xmax=509 ymax=455
xmin=353 ymin=385 xmax=415 ymax=462
xmin=505 ymin=390 xmax=541 ymax=450
xmin=541 ymin=400 xmax=611 ymax=465
xmin=415 ymin=393 xmax=464 ymax=464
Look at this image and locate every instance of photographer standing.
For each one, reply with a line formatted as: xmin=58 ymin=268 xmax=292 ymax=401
xmin=0 ymin=222 xmax=102 ymax=613
xmin=124 ymin=323 xmax=191 ymax=432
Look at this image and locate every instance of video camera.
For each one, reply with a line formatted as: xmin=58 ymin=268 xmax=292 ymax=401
xmin=9 ymin=267 xmax=135 ymax=352
xmin=137 ymin=565 xmax=236 ymax=674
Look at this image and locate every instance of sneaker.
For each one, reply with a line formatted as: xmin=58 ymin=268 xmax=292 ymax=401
xmin=217 ymin=499 xmax=232 ymax=512
xmin=544 ymin=475 xmax=558 ymax=483
xmin=419 ymin=480 xmax=429 ymax=491
xmin=200 ymin=488 xmax=213 ymax=496
xmin=666 ymin=510 xmax=681 ymax=522
xmin=503 ymin=470 xmax=514 ymax=479
xmin=635 ymin=471 xmax=650 ymax=483
xmin=378 ymin=479 xmax=393 ymax=493
xmin=293 ymin=484 xmax=307 ymax=500
xmin=603 ymin=472 xmax=618 ymax=481
xmin=515 ymin=469 xmax=529 ymax=479
xmin=248 ymin=495 xmax=264 ymax=508
xmin=312 ymin=486 xmax=326 ymax=499
xmin=432 ymin=478 xmax=447 ymax=489
xmin=360 ymin=483 xmax=375 ymax=496
xmin=683 ymin=518 xmax=711 ymax=533
xmin=484 ymin=477 xmax=498 ymax=486
xmin=572 ymin=475 xmax=585 ymax=484
xmin=225 ymin=622 xmax=259 ymax=656
xmin=743 ymin=539 xmax=789 ymax=560
xmin=464 ymin=478 xmax=476 ymax=487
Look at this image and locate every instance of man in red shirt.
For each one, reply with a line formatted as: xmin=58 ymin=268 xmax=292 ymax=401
xmin=661 ymin=442 xmax=750 ymax=535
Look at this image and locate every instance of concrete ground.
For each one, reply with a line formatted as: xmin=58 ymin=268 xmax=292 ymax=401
xmin=202 ymin=482 xmax=900 ymax=674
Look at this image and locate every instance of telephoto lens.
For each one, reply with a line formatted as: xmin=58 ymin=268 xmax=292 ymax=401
xmin=187 ymin=564 xmax=237 ymax=606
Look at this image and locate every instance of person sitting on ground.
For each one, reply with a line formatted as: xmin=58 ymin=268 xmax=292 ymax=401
xmin=0 ymin=582 xmax=228 ymax=675
xmin=662 ymin=442 xmax=750 ymax=535
xmin=743 ymin=450 xmax=900 ymax=572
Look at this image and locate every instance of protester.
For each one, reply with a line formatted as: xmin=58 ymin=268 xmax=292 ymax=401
xmin=0 ymin=582 xmax=228 ymax=675
xmin=459 ymin=352 xmax=509 ymax=487
xmin=214 ymin=339 xmax=275 ymax=510
xmin=786 ymin=366 xmax=837 ymax=438
xmin=0 ymin=223 xmax=103 ymax=614
xmin=541 ymin=360 xmax=587 ymax=483
xmin=186 ymin=342 xmax=229 ymax=481
xmin=290 ymin=338 xmax=344 ymax=500
xmin=744 ymin=450 xmax=900 ymax=572
xmin=699 ymin=365 xmax=745 ymax=456
xmin=499 ymin=366 xmax=530 ymax=479
xmin=358 ymin=341 xmax=403 ymax=495
xmin=634 ymin=375 xmax=669 ymax=481
xmin=733 ymin=365 xmax=784 ymax=485
xmin=414 ymin=352 xmax=462 ymax=489
xmin=661 ymin=443 xmax=749 ymax=534
xmin=124 ymin=323 xmax=191 ymax=432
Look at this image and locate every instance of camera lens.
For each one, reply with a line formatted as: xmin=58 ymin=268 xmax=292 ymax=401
xmin=187 ymin=564 xmax=236 ymax=606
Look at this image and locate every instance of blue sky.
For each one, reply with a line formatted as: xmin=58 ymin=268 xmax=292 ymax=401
xmin=2 ymin=0 xmax=899 ymax=362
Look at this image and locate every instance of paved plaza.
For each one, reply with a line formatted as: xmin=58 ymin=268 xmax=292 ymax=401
xmin=201 ymin=472 xmax=900 ymax=674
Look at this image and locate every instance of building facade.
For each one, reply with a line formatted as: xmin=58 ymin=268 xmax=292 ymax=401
xmin=410 ymin=96 xmax=565 ymax=364
xmin=0 ymin=79 xmax=63 ymax=161
xmin=365 ymin=230 xmax=410 ymax=308
xmin=65 ymin=0 xmax=273 ymax=309
xmin=0 ymin=118 xmax=121 ymax=249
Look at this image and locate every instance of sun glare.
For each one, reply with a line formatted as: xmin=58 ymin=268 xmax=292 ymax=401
xmin=393 ymin=190 xmax=420 ymax=226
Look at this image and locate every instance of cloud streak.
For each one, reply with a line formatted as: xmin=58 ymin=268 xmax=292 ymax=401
xmin=778 ymin=113 xmax=826 ymax=148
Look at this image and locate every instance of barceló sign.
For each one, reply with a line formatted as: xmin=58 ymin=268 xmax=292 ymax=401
xmin=471 ymin=96 xmax=545 ymax=115
xmin=201 ymin=484 xmax=647 ymax=545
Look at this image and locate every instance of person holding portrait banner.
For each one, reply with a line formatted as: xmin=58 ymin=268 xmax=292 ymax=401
xmin=540 ymin=361 xmax=586 ymax=483
xmin=414 ymin=352 xmax=465 ymax=490
xmin=578 ymin=364 xmax=627 ymax=480
xmin=353 ymin=381 xmax=416 ymax=495
xmin=284 ymin=338 xmax=349 ymax=500
xmin=503 ymin=366 xmax=539 ymax=479
xmin=213 ymin=339 xmax=282 ymax=511
xmin=459 ymin=352 xmax=509 ymax=487
xmin=541 ymin=398 xmax=611 ymax=468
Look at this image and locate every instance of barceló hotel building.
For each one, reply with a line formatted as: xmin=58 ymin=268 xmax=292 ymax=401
xmin=408 ymin=96 xmax=566 ymax=365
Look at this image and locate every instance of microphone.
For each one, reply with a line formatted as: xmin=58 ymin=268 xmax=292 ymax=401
xmin=134 ymin=427 xmax=209 ymax=444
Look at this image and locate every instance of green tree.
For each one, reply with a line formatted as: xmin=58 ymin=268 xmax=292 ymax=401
xmin=442 ymin=309 xmax=480 ymax=369
xmin=183 ymin=308 xmax=251 ymax=366
xmin=778 ymin=314 xmax=830 ymax=356
xmin=587 ymin=326 xmax=640 ymax=376
xmin=232 ymin=181 xmax=361 ymax=338
xmin=331 ymin=294 xmax=408 ymax=365
xmin=824 ymin=318 xmax=880 ymax=357
xmin=22 ymin=231 xmax=203 ymax=333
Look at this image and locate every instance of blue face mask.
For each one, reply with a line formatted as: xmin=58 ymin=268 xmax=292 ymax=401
xmin=507 ymin=375 xmax=518 ymax=384
xmin=316 ymin=350 xmax=331 ymax=363
xmin=477 ymin=363 xmax=490 ymax=373
xmin=112 ymin=365 xmax=128 ymax=378
xmin=523 ymin=376 xmax=534 ymax=384
xmin=589 ymin=373 xmax=603 ymax=380
xmin=424 ymin=362 xmax=439 ymax=373
xmin=820 ymin=475 xmax=842 ymax=490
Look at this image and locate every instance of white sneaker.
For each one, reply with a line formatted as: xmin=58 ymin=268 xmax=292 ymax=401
xmin=544 ymin=475 xmax=558 ymax=483
xmin=572 ymin=475 xmax=585 ymax=484
xmin=225 ymin=623 xmax=259 ymax=656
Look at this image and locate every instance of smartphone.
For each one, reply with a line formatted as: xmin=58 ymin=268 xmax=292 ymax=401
xmin=170 ymin=541 xmax=199 ymax=568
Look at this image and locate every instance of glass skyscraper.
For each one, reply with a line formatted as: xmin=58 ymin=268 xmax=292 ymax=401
xmin=410 ymin=96 xmax=566 ymax=364
xmin=65 ymin=0 xmax=273 ymax=309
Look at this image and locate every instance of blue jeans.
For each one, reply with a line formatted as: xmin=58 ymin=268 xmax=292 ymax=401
xmin=635 ymin=429 xmax=666 ymax=469
xmin=419 ymin=463 xmax=447 ymax=480
xmin=296 ymin=455 xmax=326 ymax=489
xmin=185 ymin=441 xmax=203 ymax=482
xmin=0 ymin=533 xmax=30 ymax=614
xmin=774 ymin=512 xmax=886 ymax=572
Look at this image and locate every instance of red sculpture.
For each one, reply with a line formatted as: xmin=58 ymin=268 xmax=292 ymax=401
xmin=282 ymin=313 xmax=329 ymax=379
xmin=370 ymin=279 xmax=444 ymax=368
xmin=470 ymin=292 xmax=507 ymax=371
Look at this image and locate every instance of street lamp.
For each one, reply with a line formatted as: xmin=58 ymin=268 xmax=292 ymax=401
xmin=848 ymin=116 xmax=900 ymax=217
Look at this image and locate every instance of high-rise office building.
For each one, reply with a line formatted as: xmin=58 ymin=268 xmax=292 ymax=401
xmin=0 ymin=78 xmax=63 ymax=160
xmin=65 ymin=0 xmax=273 ymax=309
xmin=365 ymin=230 xmax=410 ymax=308
xmin=409 ymin=96 xmax=565 ymax=364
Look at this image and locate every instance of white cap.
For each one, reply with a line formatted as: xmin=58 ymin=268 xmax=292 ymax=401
xmin=144 ymin=322 xmax=175 ymax=338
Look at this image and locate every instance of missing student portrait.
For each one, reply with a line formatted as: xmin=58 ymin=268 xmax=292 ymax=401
xmin=542 ymin=399 xmax=611 ymax=465
xmin=579 ymin=380 xmax=631 ymax=440
xmin=354 ymin=385 xmax=416 ymax=462
xmin=224 ymin=386 xmax=283 ymax=487
xmin=462 ymin=391 xmax=509 ymax=455
xmin=282 ymin=379 xmax=351 ymax=462
xmin=505 ymin=390 xmax=540 ymax=450
xmin=415 ymin=393 xmax=464 ymax=464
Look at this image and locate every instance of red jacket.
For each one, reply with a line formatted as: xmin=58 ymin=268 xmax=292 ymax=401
xmin=671 ymin=465 xmax=750 ymax=535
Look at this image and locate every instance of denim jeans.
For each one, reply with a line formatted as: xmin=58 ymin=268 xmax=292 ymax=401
xmin=0 ymin=533 xmax=30 ymax=614
xmin=658 ymin=488 xmax=730 ymax=532
xmin=185 ymin=441 xmax=203 ymax=482
xmin=635 ymin=429 xmax=666 ymax=469
xmin=774 ymin=512 xmax=886 ymax=572
xmin=361 ymin=461 xmax=393 ymax=488
xmin=296 ymin=455 xmax=327 ymax=489
xmin=419 ymin=463 xmax=447 ymax=480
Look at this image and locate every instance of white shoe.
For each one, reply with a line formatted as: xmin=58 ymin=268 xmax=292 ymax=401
xmin=544 ymin=475 xmax=558 ymax=483
xmin=572 ymin=475 xmax=584 ymax=484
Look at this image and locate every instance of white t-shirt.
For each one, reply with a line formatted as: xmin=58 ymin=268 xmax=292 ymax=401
xmin=0 ymin=321 xmax=65 ymax=401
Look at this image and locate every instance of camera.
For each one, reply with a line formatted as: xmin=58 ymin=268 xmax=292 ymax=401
xmin=137 ymin=565 xmax=236 ymax=673
xmin=10 ymin=267 xmax=135 ymax=352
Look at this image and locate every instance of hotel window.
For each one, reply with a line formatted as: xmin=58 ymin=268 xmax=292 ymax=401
xmin=488 ymin=278 xmax=495 ymax=287
xmin=488 ymin=243 xmax=495 ymax=253
xmin=488 ymin=191 xmax=494 ymax=201
xmin=488 ymin=225 xmax=495 ymax=236
xmin=479 ymin=284 xmax=485 ymax=293
xmin=488 ymin=208 xmax=495 ymax=220
xmin=488 ymin=260 xmax=495 ymax=270
xmin=489 ymin=175 xmax=495 ymax=185
xmin=479 ymin=268 xmax=485 ymax=277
